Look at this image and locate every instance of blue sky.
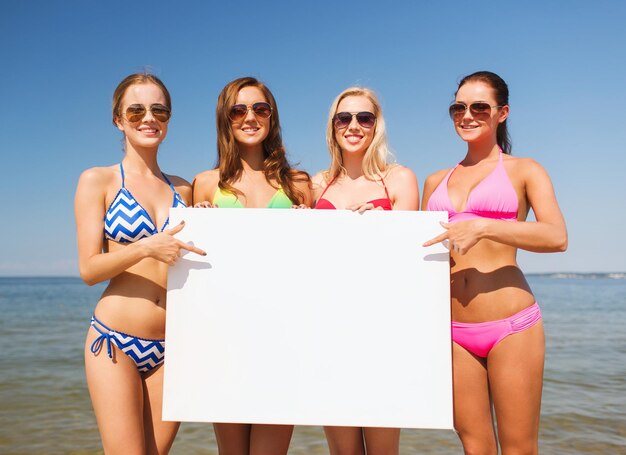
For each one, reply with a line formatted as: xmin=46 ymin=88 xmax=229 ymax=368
xmin=1 ymin=0 xmax=624 ymax=275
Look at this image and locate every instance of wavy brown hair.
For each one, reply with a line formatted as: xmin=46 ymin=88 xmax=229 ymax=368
xmin=215 ymin=77 xmax=309 ymax=204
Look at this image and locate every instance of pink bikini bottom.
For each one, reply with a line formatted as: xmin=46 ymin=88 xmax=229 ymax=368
xmin=452 ymin=302 xmax=542 ymax=358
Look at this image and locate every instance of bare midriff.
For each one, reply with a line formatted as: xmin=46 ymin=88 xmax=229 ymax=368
xmin=450 ymin=239 xmax=535 ymax=323
xmin=93 ymin=240 xmax=169 ymax=339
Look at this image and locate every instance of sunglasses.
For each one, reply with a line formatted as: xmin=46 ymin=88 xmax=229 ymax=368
xmin=333 ymin=111 xmax=377 ymax=129
xmin=448 ymin=102 xmax=503 ymax=120
xmin=229 ymin=102 xmax=273 ymax=121
xmin=124 ymin=104 xmax=171 ymax=123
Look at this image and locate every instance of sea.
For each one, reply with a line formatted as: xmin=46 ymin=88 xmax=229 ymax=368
xmin=0 ymin=274 xmax=624 ymax=454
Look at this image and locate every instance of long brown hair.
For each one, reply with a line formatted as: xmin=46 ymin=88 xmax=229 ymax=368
xmin=215 ymin=77 xmax=309 ymax=204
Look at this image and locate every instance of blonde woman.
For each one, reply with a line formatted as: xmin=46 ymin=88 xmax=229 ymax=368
xmin=313 ymin=87 xmax=419 ymax=455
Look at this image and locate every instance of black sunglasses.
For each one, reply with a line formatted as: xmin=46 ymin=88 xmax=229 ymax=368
xmin=448 ymin=102 xmax=503 ymax=120
xmin=333 ymin=111 xmax=377 ymax=129
xmin=124 ymin=104 xmax=171 ymax=123
xmin=229 ymin=102 xmax=273 ymax=121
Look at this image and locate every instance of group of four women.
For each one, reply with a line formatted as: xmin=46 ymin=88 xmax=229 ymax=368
xmin=75 ymin=71 xmax=567 ymax=455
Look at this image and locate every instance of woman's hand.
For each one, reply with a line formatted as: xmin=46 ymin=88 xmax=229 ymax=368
xmin=347 ymin=202 xmax=384 ymax=213
xmin=193 ymin=201 xmax=216 ymax=208
xmin=143 ymin=221 xmax=206 ymax=265
xmin=423 ymin=220 xmax=486 ymax=255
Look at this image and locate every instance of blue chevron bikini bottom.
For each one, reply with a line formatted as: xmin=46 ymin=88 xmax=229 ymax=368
xmin=89 ymin=315 xmax=165 ymax=373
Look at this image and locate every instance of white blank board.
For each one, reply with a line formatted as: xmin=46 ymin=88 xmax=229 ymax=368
xmin=164 ymin=208 xmax=452 ymax=429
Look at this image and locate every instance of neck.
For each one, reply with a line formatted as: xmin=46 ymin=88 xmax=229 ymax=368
xmin=341 ymin=151 xmax=366 ymax=179
xmin=464 ymin=140 xmax=501 ymax=166
xmin=239 ymin=146 xmax=265 ymax=172
xmin=122 ymin=144 xmax=160 ymax=175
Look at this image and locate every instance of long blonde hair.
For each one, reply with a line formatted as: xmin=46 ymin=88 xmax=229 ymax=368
xmin=324 ymin=87 xmax=393 ymax=181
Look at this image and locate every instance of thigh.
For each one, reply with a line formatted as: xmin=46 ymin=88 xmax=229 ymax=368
xmin=488 ymin=321 xmax=545 ymax=454
xmin=142 ymin=365 xmax=180 ymax=455
xmin=213 ymin=423 xmax=251 ymax=455
xmin=362 ymin=427 xmax=400 ymax=455
xmin=323 ymin=426 xmax=365 ymax=455
xmin=249 ymin=424 xmax=293 ymax=455
xmin=85 ymin=327 xmax=145 ymax=455
xmin=452 ymin=342 xmax=498 ymax=455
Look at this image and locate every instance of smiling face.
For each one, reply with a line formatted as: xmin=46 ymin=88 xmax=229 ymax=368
xmin=115 ymin=82 xmax=169 ymax=150
xmin=453 ymin=81 xmax=509 ymax=145
xmin=230 ymin=86 xmax=271 ymax=153
xmin=334 ymin=95 xmax=376 ymax=156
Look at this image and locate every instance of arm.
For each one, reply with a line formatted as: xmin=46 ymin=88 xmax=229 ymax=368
xmin=482 ymin=158 xmax=567 ymax=252
xmin=424 ymin=159 xmax=567 ymax=254
xmin=75 ymin=169 xmax=205 ymax=286
xmin=386 ymin=165 xmax=419 ymax=211
xmin=294 ymin=175 xmax=313 ymax=208
xmin=192 ymin=170 xmax=219 ymax=207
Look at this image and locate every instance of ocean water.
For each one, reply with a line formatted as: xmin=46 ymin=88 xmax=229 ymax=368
xmin=0 ymin=275 xmax=624 ymax=454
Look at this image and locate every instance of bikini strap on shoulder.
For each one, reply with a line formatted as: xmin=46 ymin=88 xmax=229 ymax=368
xmin=318 ymin=174 xmax=337 ymax=201
xmin=379 ymin=175 xmax=391 ymax=201
xmin=161 ymin=172 xmax=177 ymax=192
xmin=119 ymin=163 xmax=126 ymax=188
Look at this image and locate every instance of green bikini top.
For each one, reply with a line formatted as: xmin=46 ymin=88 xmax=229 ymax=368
xmin=212 ymin=186 xmax=294 ymax=208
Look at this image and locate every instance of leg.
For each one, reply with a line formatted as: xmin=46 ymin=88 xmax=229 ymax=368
xmin=213 ymin=423 xmax=251 ymax=455
xmin=452 ymin=342 xmax=498 ymax=455
xmin=488 ymin=321 xmax=544 ymax=455
xmin=142 ymin=364 xmax=180 ymax=455
xmin=85 ymin=327 xmax=146 ymax=455
xmin=323 ymin=426 xmax=365 ymax=455
xmin=249 ymin=424 xmax=294 ymax=455
xmin=363 ymin=427 xmax=400 ymax=455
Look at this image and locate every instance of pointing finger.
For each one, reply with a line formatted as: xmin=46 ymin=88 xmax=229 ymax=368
xmin=423 ymin=231 xmax=448 ymax=247
xmin=165 ymin=220 xmax=185 ymax=235
xmin=177 ymin=240 xmax=207 ymax=256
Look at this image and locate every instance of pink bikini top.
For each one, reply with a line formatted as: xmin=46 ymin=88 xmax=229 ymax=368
xmin=427 ymin=151 xmax=518 ymax=223
xmin=315 ymin=175 xmax=393 ymax=210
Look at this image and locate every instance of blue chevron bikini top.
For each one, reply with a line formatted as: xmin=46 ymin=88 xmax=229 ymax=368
xmin=104 ymin=163 xmax=186 ymax=244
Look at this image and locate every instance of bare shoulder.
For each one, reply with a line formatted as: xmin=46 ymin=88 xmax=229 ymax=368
xmin=503 ymin=154 xmax=550 ymax=180
xmin=385 ymin=164 xmax=417 ymax=184
xmin=311 ymin=170 xmax=329 ymax=188
xmin=193 ymin=168 xmax=220 ymax=187
xmin=164 ymin=173 xmax=192 ymax=203
xmin=192 ymin=168 xmax=219 ymax=204
xmin=77 ymin=165 xmax=117 ymax=189
xmin=424 ymin=167 xmax=452 ymax=188
xmin=165 ymin=173 xmax=192 ymax=188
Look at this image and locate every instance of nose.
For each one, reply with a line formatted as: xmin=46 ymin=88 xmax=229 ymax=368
xmin=347 ymin=114 xmax=360 ymax=130
xmin=142 ymin=108 xmax=156 ymax=122
xmin=461 ymin=106 xmax=474 ymax=121
xmin=243 ymin=106 xmax=257 ymax=122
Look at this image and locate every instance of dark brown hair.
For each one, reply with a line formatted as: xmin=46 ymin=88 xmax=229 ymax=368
xmin=457 ymin=71 xmax=511 ymax=154
xmin=215 ymin=77 xmax=309 ymax=204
